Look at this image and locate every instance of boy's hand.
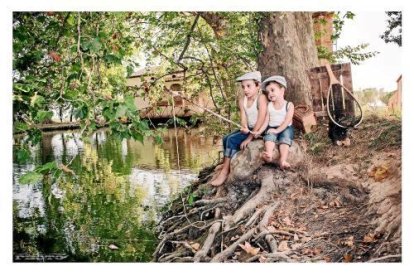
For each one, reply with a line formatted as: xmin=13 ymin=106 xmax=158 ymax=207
xmin=251 ymin=131 xmax=261 ymax=138
xmin=240 ymin=137 xmax=252 ymax=150
xmin=240 ymin=127 xmax=250 ymax=134
xmin=267 ymin=128 xmax=279 ymax=135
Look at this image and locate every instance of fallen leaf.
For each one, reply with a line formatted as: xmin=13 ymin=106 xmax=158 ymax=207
xmin=239 ymin=241 xmax=260 ymax=256
xmin=341 ymin=236 xmax=354 ymax=247
xmin=368 ymin=164 xmax=390 ymax=181
xmin=324 ymin=256 xmax=332 ymax=262
xmin=259 ymin=256 xmax=267 ymax=263
xmin=266 ymin=225 xmax=277 ymax=232
xmin=49 ymin=51 xmax=61 ymax=62
xmin=291 ymin=243 xmax=302 ymax=250
xmin=363 ymin=233 xmax=376 ymax=243
xmin=343 ymin=253 xmax=353 ymax=262
xmin=277 ymin=240 xmax=290 ymax=252
xmin=190 ymin=242 xmax=200 ymax=251
xmin=301 ymin=236 xmax=312 ymax=243
xmin=293 ymin=233 xmax=299 ymax=241
xmin=230 ymin=235 xmax=240 ymax=241
xmin=302 ymin=248 xmax=313 ymax=255
xmin=314 ymin=247 xmax=322 ymax=255
xmin=282 ymin=216 xmax=293 ymax=226
xmin=59 ymin=164 xmax=75 ymax=175
xmin=108 ymin=244 xmax=119 ymax=250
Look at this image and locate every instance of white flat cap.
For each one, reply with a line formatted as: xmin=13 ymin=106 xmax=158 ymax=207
xmin=261 ymin=75 xmax=287 ymax=91
xmin=236 ymin=71 xmax=261 ymax=83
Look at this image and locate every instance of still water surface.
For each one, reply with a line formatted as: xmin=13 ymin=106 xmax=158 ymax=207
xmin=13 ymin=127 xmax=220 ymax=262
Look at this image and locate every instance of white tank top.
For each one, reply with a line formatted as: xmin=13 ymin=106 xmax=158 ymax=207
xmin=243 ymin=95 xmax=259 ymax=128
xmin=268 ymin=101 xmax=291 ymax=127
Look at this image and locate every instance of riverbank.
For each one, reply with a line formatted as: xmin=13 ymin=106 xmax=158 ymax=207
xmin=154 ymin=113 xmax=401 ymax=262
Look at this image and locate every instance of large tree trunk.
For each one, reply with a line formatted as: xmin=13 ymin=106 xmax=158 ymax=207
xmin=258 ymin=12 xmax=319 ymax=106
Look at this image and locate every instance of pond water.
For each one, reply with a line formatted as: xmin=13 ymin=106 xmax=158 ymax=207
xmin=13 ymin=127 xmax=221 ymax=262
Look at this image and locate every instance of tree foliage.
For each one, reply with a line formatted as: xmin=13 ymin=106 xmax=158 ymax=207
xmin=380 ymin=11 xmax=402 ymax=46
xmin=315 ymin=12 xmax=379 ymax=65
xmin=13 ymin=12 xmax=159 ymax=163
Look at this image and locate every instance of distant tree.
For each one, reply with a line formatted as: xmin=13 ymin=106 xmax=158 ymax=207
xmin=380 ymin=91 xmax=394 ymax=105
xmin=381 ymin=12 xmax=402 ymax=46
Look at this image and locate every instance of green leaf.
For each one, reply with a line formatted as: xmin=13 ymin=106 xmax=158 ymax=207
xmin=74 ymin=104 xmax=89 ymax=119
xmin=104 ymin=54 xmax=122 ymax=64
xmin=187 ymin=193 xmax=195 ymax=206
xmin=35 ymin=161 xmax=58 ymax=173
xmin=138 ymin=120 xmax=149 ymax=131
xmin=15 ymin=148 xmax=31 ymax=163
xmin=103 ymin=106 xmax=116 ymax=121
xmin=66 ymin=73 xmax=79 ymax=83
xmin=64 ymin=90 xmax=78 ymax=100
xmin=19 ymin=171 xmax=43 ymax=184
xmin=14 ymin=83 xmax=30 ymax=93
xmin=27 ymin=128 xmax=42 ymax=145
xmin=154 ymin=135 xmax=163 ymax=145
xmin=14 ymin=122 xmax=29 ymax=132
xmin=35 ymin=110 xmax=53 ymax=123
xmin=116 ymin=104 xmax=127 ymax=118
xmin=126 ymin=65 xmax=134 ymax=77
xmin=125 ymin=96 xmax=137 ymax=112
xmin=89 ymin=38 xmax=102 ymax=53
xmin=31 ymin=94 xmax=45 ymax=107
xmin=131 ymin=131 xmax=144 ymax=143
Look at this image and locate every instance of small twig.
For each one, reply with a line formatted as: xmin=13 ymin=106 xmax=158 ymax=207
xmin=177 ymin=14 xmax=200 ymax=63
xmin=367 ymin=254 xmax=401 ymax=263
xmin=245 ymin=207 xmax=265 ymax=228
xmin=211 ymin=227 xmax=256 ymax=262
xmin=194 ymin=197 xmax=227 ymax=206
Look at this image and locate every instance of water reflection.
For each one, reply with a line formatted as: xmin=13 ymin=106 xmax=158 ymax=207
xmin=13 ymin=127 xmax=220 ymax=262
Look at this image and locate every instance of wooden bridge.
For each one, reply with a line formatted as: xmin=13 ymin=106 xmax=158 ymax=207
xmin=126 ymin=67 xmax=214 ymax=120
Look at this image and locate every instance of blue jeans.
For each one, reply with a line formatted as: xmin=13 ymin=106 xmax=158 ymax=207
xmin=263 ymin=125 xmax=294 ymax=146
xmin=222 ymin=130 xmax=251 ymax=158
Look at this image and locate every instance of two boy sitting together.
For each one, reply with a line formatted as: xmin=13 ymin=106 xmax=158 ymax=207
xmin=211 ymin=71 xmax=294 ymax=187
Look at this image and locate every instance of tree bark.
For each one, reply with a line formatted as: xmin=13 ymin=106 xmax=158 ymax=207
xmin=258 ymin=12 xmax=319 ymax=106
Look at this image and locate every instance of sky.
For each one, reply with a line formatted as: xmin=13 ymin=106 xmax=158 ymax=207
xmin=336 ymin=12 xmax=402 ymax=92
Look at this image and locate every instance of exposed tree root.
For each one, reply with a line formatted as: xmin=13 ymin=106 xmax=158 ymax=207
xmin=154 ymin=141 xmax=401 ymax=263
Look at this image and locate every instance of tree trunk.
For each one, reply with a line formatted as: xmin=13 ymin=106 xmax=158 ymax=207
xmin=257 ymin=12 xmax=319 ymax=106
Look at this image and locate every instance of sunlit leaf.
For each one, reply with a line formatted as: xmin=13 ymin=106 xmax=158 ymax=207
xmin=35 ymin=110 xmax=53 ymax=123
xmin=59 ymin=164 xmax=75 ymax=175
xmin=239 ymin=241 xmax=260 ymax=256
xmin=36 ymin=161 xmax=58 ymax=173
xmin=368 ymin=164 xmax=390 ymax=181
xmin=277 ymin=240 xmax=290 ymax=252
xmin=343 ymin=253 xmax=353 ymax=262
xmin=19 ymin=171 xmax=43 ymax=184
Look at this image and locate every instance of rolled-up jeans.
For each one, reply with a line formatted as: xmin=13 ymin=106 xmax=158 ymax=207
xmin=222 ymin=129 xmax=252 ymax=158
xmin=263 ymin=125 xmax=294 ymax=146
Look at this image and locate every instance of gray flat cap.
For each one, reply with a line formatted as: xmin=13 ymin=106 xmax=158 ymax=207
xmin=236 ymin=71 xmax=261 ymax=83
xmin=261 ymin=75 xmax=287 ymax=91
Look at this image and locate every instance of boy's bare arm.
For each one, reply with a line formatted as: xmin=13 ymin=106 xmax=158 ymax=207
xmin=239 ymin=98 xmax=249 ymax=133
xmin=255 ymin=112 xmax=269 ymax=137
xmin=252 ymin=94 xmax=268 ymax=133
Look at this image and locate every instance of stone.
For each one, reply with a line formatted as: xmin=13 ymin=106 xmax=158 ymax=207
xmin=227 ymin=139 xmax=304 ymax=182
